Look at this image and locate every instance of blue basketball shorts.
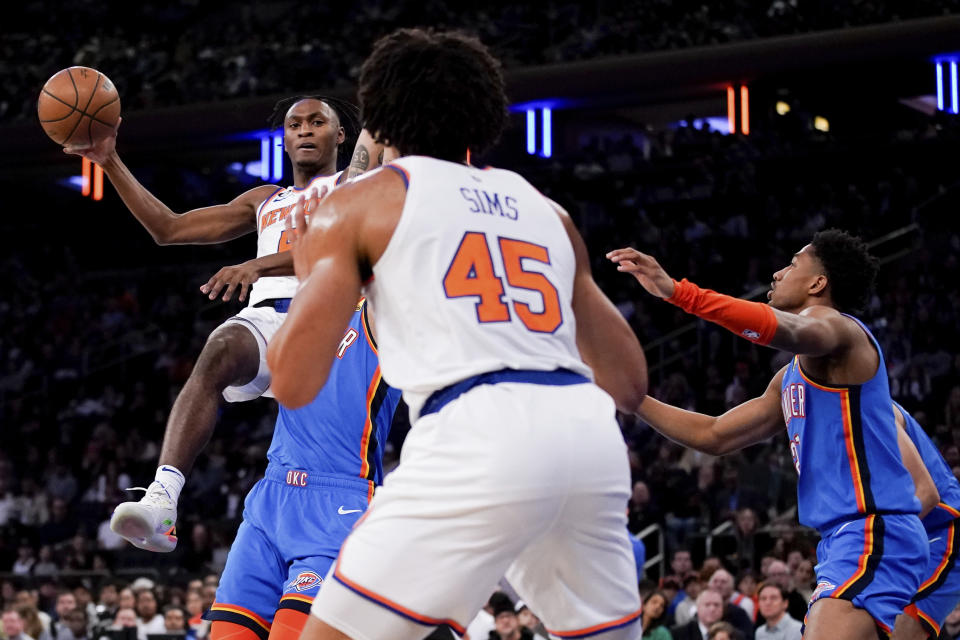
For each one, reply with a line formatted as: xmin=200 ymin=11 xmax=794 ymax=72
xmin=905 ymin=519 xmax=960 ymax=638
xmin=204 ymin=465 xmax=373 ymax=639
xmin=809 ymin=513 xmax=928 ymax=635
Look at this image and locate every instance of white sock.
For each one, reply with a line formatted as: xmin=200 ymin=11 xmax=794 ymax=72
xmin=154 ymin=465 xmax=186 ymax=504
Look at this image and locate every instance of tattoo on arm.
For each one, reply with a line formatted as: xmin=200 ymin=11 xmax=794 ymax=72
xmin=347 ymin=144 xmax=371 ymax=179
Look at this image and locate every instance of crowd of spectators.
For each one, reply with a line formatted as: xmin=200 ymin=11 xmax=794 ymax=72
xmin=3 ymin=23 xmax=960 ymax=639
xmin=5 ymin=0 xmax=960 ymax=123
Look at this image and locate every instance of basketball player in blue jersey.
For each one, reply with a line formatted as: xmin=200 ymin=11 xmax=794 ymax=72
xmin=203 ymin=296 xmax=403 ymax=640
xmin=607 ymin=231 xmax=930 ymax=640
xmin=63 ymin=96 xmax=376 ymax=552
xmin=892 ymin=402 xmax=960 ymax=640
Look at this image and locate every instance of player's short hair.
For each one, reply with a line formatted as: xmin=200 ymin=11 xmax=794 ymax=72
xmin=810 ymin=229 xmax=880 ymax=315
xmin=358 ymin=28 xmax=509 ymax=161
xmin=267 ymin=95 xmax=360 ymax=162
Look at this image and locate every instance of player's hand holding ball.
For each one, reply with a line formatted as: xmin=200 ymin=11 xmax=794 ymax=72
xmin=37 ymin=66 xmax=121 ymax=163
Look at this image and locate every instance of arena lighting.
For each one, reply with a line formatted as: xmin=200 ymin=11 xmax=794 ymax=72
xmin=542 ymin=107 xmax=552 ymax=158
xmin=936 ymin=62 xmax=945 ymax=111
xmin=526 ymin=109 xmax=536 ymax=154
xmin=726 ymin=85 xmax=750 ymax=134
xmin=950 ymin=60 xmax=960 ymax=113
xmin=813 ymin=116 xmax=830 ymax=132
xmin=272 ymin=134 xmax=283 ymax=181
xmin=726 ymin=86 xmax=736 ymax=134
xmin=260 ymin=138 xmax=270 ymax=181
xmin=776 ymin=101 xmax=791 ymax=115
xmin=79 ymin=157 xmax=104 ymax=201
xmin=740 ymin=86 xmax=750 ymax=135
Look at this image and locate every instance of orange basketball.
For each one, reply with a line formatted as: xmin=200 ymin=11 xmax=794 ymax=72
xmin=37 ymin=66 xmax=121 ymax=147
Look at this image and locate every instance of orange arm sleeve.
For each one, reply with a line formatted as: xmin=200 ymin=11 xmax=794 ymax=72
xmin=666 ymin=278 xmax=778 ymax=345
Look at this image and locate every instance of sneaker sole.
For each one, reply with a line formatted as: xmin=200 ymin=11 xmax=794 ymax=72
xmin=111 ymin=507 xmax=153 ymax=543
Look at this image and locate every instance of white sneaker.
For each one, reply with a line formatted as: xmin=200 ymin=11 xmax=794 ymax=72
xmin=110 ymin=482 xmax=179 ymax=553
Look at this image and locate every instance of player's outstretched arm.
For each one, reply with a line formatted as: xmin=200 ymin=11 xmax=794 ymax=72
xmin=893 ymin=404 xmax=939 ymax=518
xmin=607 ymin=247 xmax=856 ymax=357
xmin=640 ymin=367 xmax=787 ymax=455
xmin=554 ymin=204 xmax=647 ymax=413
xmin=64 ymin=121 xmax=275 ymax=245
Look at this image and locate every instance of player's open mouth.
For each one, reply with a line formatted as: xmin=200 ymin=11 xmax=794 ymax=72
xmin=298 ymin=143 xmax=317 ymax=150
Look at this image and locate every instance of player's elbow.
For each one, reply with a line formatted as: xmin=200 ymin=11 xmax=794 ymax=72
xmin=917 ymin=481 xmax=940 ymax=519
xmin=617 ymin=377 xmax=649 ymax=416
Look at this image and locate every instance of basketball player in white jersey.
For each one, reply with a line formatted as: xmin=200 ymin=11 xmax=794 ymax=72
xmin=267 ymin=29 xmax=649 ymax=640
xmin=63 ymin=96 xmax=381 ymax=552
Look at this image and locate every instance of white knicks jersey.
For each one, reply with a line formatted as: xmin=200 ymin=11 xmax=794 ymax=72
xmin=365 ymin=156 xmax=592 ymax=418
xmin=248 ymin=171 xmax=343 ymax=305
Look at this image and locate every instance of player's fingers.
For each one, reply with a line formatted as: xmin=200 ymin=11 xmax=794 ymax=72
xmin=606 ymin=247 xmax=641 ymax=261
xmin=238 ymin=280 xmax=252 ymax=303
xmin=205 ymin=274 xmax=225 ymax=299
xmin=222 ymin=278 xmax=239 ymax=301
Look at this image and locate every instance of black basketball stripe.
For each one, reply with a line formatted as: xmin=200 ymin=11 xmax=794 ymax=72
xmin=39 ymin=90 xmax=81 ymax=122
xmin=40 ymin=89 xmax=118 ymax=127
xmin=76 ymin=72 xmax=103 ymax=147
xmin=65 ymin=68 xmax=79 ymax=108
xmin=276 ymin=598 xmax=312 ymax=614
xmin=915 ymin=520 xmax=959 ymax=600
xmin=847 ymin=387 xmax=877 ymax=512
xmin=202 ymin=610 xmax=269 ymax=640
xmin=837 ymin=514 xmax=886 ymax=601
xmin=363 ymin=377 xmax=390 ymax=482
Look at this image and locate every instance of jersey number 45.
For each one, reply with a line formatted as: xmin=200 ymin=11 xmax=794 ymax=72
xmin=443 ymin=231 xmax=563 ymax=334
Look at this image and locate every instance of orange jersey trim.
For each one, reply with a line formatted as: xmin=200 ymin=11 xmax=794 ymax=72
xmin=366 ymin=480 xmax=374 ymax=503
xmin=209 ymin=604 xmax=271 ymax=632
xmin=840 ymin=390 xmax=867 ymax=513
xmin=358 ymin=366 xmax=382 ymax=480
xmin=279 ymin=594 xmax=315 ymax=605
xmin=332 ymin=556 xmax=465 ymax=634
xmin=832 ymin=515 xmax=875 ymax=598
xmin=918 ymin=522 xmax=956 ymax=593
xmin=939 ymin=502 xmax=960 ymax=518
xmin=546 ymin=608 xmax=643 ymax=638
xmin=795 ymin=358 xmax=847 ymax=393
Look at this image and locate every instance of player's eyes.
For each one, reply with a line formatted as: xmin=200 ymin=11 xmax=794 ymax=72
xmin=288 ymin=122 xmax=299 ymax=129
xmin=313 ymin=120 xmax=324 ymax=126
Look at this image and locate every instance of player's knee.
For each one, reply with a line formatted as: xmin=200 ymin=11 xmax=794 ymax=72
xmin=210 ymin=620 xmax=265 ymax=640
xmin=267 ymin=608 xmax=310 ymax=640
xmin=192 ymin=326 xmax=260 ymax=388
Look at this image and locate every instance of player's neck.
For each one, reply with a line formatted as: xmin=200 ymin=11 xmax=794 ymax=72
xmin=292 ymin=161 xmax=337 ymax=189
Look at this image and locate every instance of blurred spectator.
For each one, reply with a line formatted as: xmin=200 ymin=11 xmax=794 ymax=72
xmin=133 ymin=591 xmax=163 ymax=638
xmin=32 ymin=548 xmax=58 ymax=578
xmin=488 ymin=593 xmax=534 ymax=640
xmin=54 ymin=609 xmax=90 ymax=640
xmin=671 ymin=589 xmax=724 ymax=640
xmin=640 ymin=591 xmax=672 ymax=640
xmin=707 ymin=622 xmax=740 ymax=640
xmin=51 ymin=592 xmax=76 ymax=639
xmin=758 ymin=561 xmax=806 ymax=624
xmin=791 ymin=560 xmax=814 ymax=604
xmin=754 ymin=585 xmax=801 ymax=640
xmin=15 ymin=605 xmax=51 ymax=640
xmin=706 ymin=570 xmax=753 ymax=639
xmin=515 ymin=602 xmax=547 ymax=640
xmin=674 ymin=573 xmax=702 ymax=626
xmin=99 ymin=608 xmax=140 ymax=640
xmin=4 ymin=608 xmax=34 ymax=640
xmin=12 ymin=545 xmax=36 ymax=575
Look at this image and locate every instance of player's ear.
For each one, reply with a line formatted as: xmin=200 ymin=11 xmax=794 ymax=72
xmin=809 ymin=274 xmax=828 ymax=296
xmin=337 ymin=127 xmax=346 ymax=145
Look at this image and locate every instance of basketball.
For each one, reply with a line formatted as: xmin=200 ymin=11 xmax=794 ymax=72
xmin=37 ymin=66 xmax=121 ymax=148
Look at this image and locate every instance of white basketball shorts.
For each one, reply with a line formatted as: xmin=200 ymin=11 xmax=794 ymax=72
xmin=220 ymin=305 xmax=286 ymax=402
xmin=310 ymin=378 xmax=643 ymax=640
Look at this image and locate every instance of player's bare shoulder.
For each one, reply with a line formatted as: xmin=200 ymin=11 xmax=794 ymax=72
xmin=235 ymin=184 xmax=283 ymax=209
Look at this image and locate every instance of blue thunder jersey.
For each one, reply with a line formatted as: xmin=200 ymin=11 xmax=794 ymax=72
xmin=894 ymin=401 xmax=960 ymax=531
xmin=780 ymin=315 xmax=920 ymax=532
xmin=267 ymin=300 xmax=402 ymax=487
